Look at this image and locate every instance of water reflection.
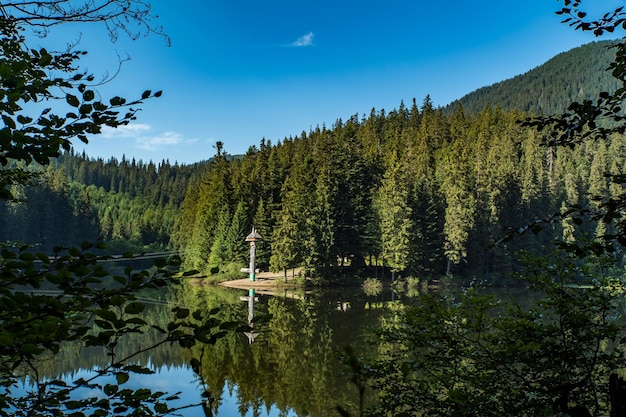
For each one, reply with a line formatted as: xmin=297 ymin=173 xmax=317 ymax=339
xmin=240 ymin=289 xmax=259 ymax=344
xmin=186 ymin=284 xmax=540 ymax=417
xmin=189 ymin=285 xmax=383 ymax=417
xmin=14 ymin=278 xmax=552 ymax=417
xmin=28 ymin=284 xmax=426 ymax=417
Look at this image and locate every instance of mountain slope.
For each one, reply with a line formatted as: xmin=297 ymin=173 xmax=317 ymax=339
xmin=444 ymin=40 xmax=620 ymax=116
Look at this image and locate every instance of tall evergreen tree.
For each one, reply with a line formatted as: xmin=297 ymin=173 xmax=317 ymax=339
xmin=225 ymin=200 xmax=250 ymax=265
xmin=208 ymin=207 xmax=231 ymax=268
xmin=376 ymin=161 xmax=413 ymax=274
xmin=437 ymin=138 xmax=476 ymax=275
xmin=252 ymin=198 xmax=272 ymax=270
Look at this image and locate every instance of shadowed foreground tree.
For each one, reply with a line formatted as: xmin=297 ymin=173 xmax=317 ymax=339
xmin=0 ymin=3 xmax=243 ymax=416
xmin=360 ymin=249 xmax=624 ymax=417
xmin=340 ymin=2 xmax=626 ymax=416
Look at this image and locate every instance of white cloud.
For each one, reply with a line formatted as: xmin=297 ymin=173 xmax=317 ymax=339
xmin=99 ymin=123 xmax=151 ymax=138
xmin=292 ymin=32 xmax=314 ymax=47
xmin=136 ymin=131 xmax=198 ymax=151
xmin=95 ymin=123 xmax=198 ymax=153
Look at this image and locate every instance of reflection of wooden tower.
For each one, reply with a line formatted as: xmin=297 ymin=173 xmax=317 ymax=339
xmin=239 ymin=288 xmax=259 ymax=344
xmin=244 ymin=227 xmax=262 ymax=282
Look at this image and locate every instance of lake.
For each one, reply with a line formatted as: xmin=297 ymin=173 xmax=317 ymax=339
xmin=27 ymin=282 xmax=413 ymax=417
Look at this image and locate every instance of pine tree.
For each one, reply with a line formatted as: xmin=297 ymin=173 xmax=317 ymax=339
xmin=225 ymin=200 xmax=249 ymax=264
xmin=208 ymin=208 xmax=231 ymax=268
xmin=376 ymin=161 xmax=413 ymax=274
xmin=252 ymin=198 xmax=272 ymax=270
xmin=437 ymin=139 xmax=476 ymax=275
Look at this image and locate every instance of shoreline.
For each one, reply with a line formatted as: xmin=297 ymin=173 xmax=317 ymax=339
xmin=188 ymin=269 xmax=304 ymax=291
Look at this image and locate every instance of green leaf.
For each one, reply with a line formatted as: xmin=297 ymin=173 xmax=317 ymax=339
xmin=18 ymin=252 xmax=36 ymax=261
xmin=109 ymin=295 xmax=124 ymax=306
xmin=79 ymin=104 xmax=92 ymax=115
xmin=39 ymin=53 xmax=52 ymax=66
xmin=65 ymin=400 xmax=84 ymax=410
xmin=124 ymin=302 xmax=145 ymax=315
xmin=175 ymin=308 xmax=190 ymax=319
xmin=2 ymin=115 xmax=16 ymax=129
xmin=109 ymin=96 xmax=125 ymax=106
xmin=219 ymin=321 xmax=242 ymax=330
xmin=16 ymin=115 xmax=32 ymax=124
xmin=94 ymin=320 xmax=113 ymax=329
xmin=83 ymin=90 xmax=95 ymax=101
xmin=190 ymin=358 xmax=201 ymax=373
xmin=123 ymin=365 xmax=154 ymax=374
xmin=103 ymin=383 xmax=118 ymax=396
xmin=66 ymin=94 xmax=80 ymax=107
xmin=115 ymin=372 xmax=129 ymax=385
xmin=94 ymin=309 xmax=117 ymax=321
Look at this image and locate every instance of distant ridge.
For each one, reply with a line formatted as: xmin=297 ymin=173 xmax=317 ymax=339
xmin=444 ymin=40 xmax=621 ymax=116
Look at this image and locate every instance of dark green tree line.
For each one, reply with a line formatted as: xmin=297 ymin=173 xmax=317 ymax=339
xmin=175 ymin=95 xmax=625 ymax=281
xmin=340 ymin=3 xmax=626 ymax=417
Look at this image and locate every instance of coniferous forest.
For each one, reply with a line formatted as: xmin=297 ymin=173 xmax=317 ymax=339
xmin=2 ymin=41 xmax=624 ymax=282
xmin=171 ymin=99 xmax=625 ymax=280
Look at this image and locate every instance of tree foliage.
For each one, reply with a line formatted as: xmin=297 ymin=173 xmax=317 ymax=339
xmin=367 ymin=250 xmax=623 ymax=417
xmin=0 ymin=0 xmax=168 ymax=43
xmin=445 ymin=40 xmax=620 ymax=116
xmin=0 ymin=15 xmax=161 ymax=201
xmin=339 ymin=2 xmax=626 ymax=416
xmin=174 ymin=96 xmax=623 ymax=280
xmin=0 ymin=3 xmax=242 ymax=416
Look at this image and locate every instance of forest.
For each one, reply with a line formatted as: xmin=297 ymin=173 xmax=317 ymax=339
xmin=0 ymin=153 xmax=207 ymax=252
xmin=5 ymin=2 xmax=626 ymax=416
xmin=171 ymin=98 xmax=625 ymax=281
xmin=1 ymin=40 xmax=624 ymax=282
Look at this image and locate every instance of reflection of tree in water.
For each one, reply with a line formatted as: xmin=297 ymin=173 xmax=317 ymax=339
xmin=30 ymin=299 xmax=188 ymax=380
xmin=191 ymin=288 xmax=384 ymax=417
xmin=32 ymin=283 xmax=389 ymax=417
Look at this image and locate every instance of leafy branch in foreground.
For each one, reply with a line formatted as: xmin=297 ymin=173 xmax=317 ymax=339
xmin=0 ymin=1 xmax=243 ymax=416
xmin=356 ymin=248 xmax=624 ymax=417
xmin=0 ymin=15 xmax=161 ymax=201
xmin=0 ymin=242 xmax=246 ymax=416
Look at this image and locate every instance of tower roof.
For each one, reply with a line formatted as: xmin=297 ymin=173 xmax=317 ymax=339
xmin=245 ymin=227 xmax=262 ymax=242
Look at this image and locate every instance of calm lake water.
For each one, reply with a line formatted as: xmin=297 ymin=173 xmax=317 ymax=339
xmin=24 ymin=282 xmax=406 ymax=417
xmin=28 ymin=283 xmax=532 ymax=417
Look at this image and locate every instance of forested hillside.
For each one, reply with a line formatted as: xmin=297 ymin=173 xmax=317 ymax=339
xmin=445 ymin=40 xmax=620 ymax=115
xmin=172 ymin=99 xmax=625 ymax=280
xmin=0 ymin=152 xmax=208 ymax=252
xmin=2 ymin=41 xmax=623 ymax=281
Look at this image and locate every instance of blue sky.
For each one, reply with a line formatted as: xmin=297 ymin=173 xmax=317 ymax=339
xmin=36 ymin=0 xmax=621 ymax=164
